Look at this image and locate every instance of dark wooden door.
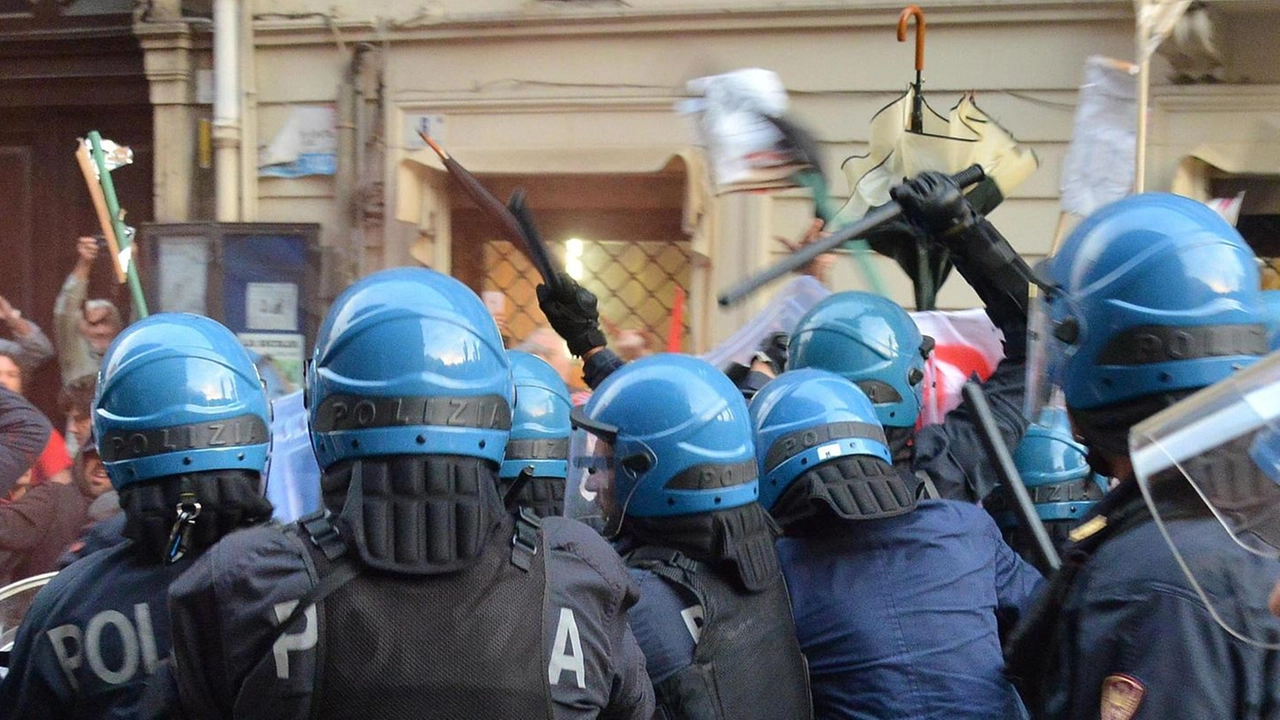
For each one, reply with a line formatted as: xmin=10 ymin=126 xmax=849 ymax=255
xmin=0 ymin=12 xmax=153 ymax=419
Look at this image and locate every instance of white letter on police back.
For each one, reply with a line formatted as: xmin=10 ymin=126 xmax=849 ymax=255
xmin=85 ymin=610 xmax=139 ymax=685
xmin=271 ymin=601 xmax=318 ymax=680
xmin=46 ymin=624 xmax=83 ymax=690
xmin=134 ymin=603 xmax=159 ymax=674
xmin=548 ymin=607 xmax=586 ymax=689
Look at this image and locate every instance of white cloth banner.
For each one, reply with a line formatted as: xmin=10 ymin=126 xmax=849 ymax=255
xmin=1060 ymin=56 xmax=1138 ymax=217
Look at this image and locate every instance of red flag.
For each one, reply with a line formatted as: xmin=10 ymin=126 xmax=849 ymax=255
xmin=910 ymin=309 xmax=1005 ymax=426
xmin=667 ymin=286 xmax=686 ymax=352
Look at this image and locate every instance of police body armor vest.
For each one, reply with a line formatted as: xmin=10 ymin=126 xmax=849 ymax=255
xmin=299 ymin=510 xmax=553 ymax=719
xmin=627 ymin=548 xmax=813 ymax=720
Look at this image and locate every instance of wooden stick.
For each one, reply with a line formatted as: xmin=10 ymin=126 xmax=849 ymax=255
xmin=1049 ymin=210 xmax=1072 ymax=256
xmin=74 ymin=140 xmax=127 ymax=283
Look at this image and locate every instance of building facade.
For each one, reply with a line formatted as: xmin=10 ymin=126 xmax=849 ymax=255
xmin=130 ymin=0 xmax=1280 ymax=354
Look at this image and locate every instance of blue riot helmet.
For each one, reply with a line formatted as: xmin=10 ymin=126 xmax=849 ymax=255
xmin=788 ymin=291 xmax=932 ymax=429
xmin=749 ymin=369 xmax=911 ymax=525
xmin=94 ymin=313 xmax=270 ymax=489
xmin=1262 ymin=290 xmax=1280 ymax=351
xmin=502 ymin=351 xmax=572 ymax=517
xmin=1031 ymin=194 xmax=1267 ymax=422
xmin=1010 ymin=406 xmax=1108 ymax=523
xmin=307 ymin=267 xmax=513 ymax=470
xmin=567 ymin=354 xmax=758 ymax=529
xmin=503 ymin=351 xmax=572 ymax=480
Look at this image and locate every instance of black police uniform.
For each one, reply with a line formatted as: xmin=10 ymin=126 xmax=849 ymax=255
xmin=906 ymin=217 xmax=1031 ymax=503
xmin=620 ymin=507 xmax=813 ymax=720
xmin=166 ymin=506 xmax=655 ymax=718
xmin=1005 ymin=480 xmax=1280 ymax=719
xmin=0 ymin=541 xmax=192 ymax=719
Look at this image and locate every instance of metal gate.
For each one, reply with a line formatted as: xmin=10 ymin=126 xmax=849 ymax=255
xmin=484 ymin=237 xmax=693 ymax=352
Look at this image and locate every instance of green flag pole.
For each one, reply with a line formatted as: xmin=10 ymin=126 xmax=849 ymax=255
xmin=87 ymin=131 xmax=148 ymax=319
xmin=803 ymin=174 xmax=887 ymax=297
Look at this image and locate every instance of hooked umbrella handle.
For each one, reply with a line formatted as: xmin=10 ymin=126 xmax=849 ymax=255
xmin=897 ymin=5 xmax=926 ymax=73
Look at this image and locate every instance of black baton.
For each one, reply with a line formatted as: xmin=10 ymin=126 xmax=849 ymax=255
xmin=962 ymin=381 xmax=1062 ymax=572
xmin=718 ymin=164 xmax=987 ymax=307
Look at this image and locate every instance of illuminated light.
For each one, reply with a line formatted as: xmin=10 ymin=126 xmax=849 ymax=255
xmin=566 ymin=238 xmax=585 ymax=281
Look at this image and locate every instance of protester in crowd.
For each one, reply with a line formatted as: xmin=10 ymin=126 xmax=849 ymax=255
xmin=0 ymin=314 xmax=274 ymax=718
xmin=750 ymin=368 xmax=1041 ymax=719
xmin=53 ymin=235 xmax=123 ymax=385
xmin=0 ymin=458 xmax=92 ymax=585
xmin=0 ymin=293 xmax=54 ymax=373
xmin=0 ymin=350 xmax=70 ymax=487
xmin=570 ymin=354 xmax=812 ymax=719
xmin=515 ymin=326 xmax=575 ymax=386
xmin=1004 ymin=194 xmax=1280 ymax=719
xmin=0 ymin=388 xmax=50 ymax=499
xmin=612 ymin=328 xmax=653 ymax=362
xmin=164 ymin=268 xmax=653 ymax=718
xmin=55 ymin=437 xmax=125 ymax=568
xmin=58 ymin=374 xmax=97 ymax=461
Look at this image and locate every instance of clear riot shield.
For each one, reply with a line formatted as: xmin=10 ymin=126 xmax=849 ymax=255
xmin=0 ymin=571 xmax=58 ymax=677
xmin=1130 ymin=350 xmax=1280 ymax=648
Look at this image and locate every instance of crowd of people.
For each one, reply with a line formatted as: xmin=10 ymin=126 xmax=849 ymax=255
xmin=0 ymin=172 xmax=1277 ymax=720
xmin=0 ymin=235 xmax=123 ymax=588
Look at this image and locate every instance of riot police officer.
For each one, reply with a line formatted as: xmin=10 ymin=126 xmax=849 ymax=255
xmin=165 ymin=268 xmax=654 ymax=718
xmin=985 ymin=406 xmax=1108 ymax=570
xmin=749 ymin=368 xmax=1041 ymax=719
xmin=787 ymin=172 xmax=1035 ymax=503
xmin=0 ymin=314 xmax=274 ymax=718
xmin=500 ymin=350 xmax=573 ymax=517
xmin=569 ymin=353 xmax=812 ymax=719
xmin=1004 ymin=194 xmax=1280 ymax=719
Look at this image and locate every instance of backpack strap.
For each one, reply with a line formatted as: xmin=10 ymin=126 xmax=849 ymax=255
xmin=625 ymin=546 xmax=704 ymax=589
xmin=915 ymin=470 xmax=941 ymax=500
xmin=247 ymin=511 xmax=360 ymax=676
xmin=510 ymin=506 xmax=543 ymax=572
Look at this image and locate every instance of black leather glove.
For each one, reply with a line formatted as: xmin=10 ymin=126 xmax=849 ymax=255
xmin=890 ymin=171 xmax=976 ymax=239
xmin=536 ymin=273 xmax=607 ymax=357
xmin=755 ymin=331 xmax=789 ymax=376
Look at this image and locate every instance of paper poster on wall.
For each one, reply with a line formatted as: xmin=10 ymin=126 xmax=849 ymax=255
xmin=245 ymin=282 xmax=298 ymax=331
xmin=156 ymin=236 xmax=210 ymax=314
xmin=238 ymin=332 xmax=305 ymax=394
xmin=258 ymin=105 xmax=337 ymax=178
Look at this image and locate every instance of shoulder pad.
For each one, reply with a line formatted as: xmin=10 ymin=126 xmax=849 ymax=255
xmin=541 ymin=516 xmax=633 ymax=599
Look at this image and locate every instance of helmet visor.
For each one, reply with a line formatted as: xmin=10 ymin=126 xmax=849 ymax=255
xmin=1024 ymin=283 xmax=1060 ymax=421
xmin=1131 ymin=349 xmax=1280 ymax=648
xmin=566 ymin=428 xmax=616 ymax=533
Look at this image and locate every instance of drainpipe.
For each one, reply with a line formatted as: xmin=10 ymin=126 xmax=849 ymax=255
xmin=213 ymin=0 xmax=241 ymax=221
xmin=336 ymin=46 xmax=369 ymax=283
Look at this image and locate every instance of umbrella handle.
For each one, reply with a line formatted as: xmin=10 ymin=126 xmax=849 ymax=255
xmin=897 ymin=5 xmax=926 ymax=73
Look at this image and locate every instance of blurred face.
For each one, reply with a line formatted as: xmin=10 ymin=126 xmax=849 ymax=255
xmin=6 ymin=469 xmax=32 ymax=502
xmin=80 ymin=303 xmax=121 ymax=353
xmin=582 ymin=436 xmax=618 ymax=520
xmin=79 ymin=454 xmax=112 ymax=498
xmin=68 ymin=409 xmax=91 ymax=447
xmin=0 ymin=355 xmax=21 ymax=394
